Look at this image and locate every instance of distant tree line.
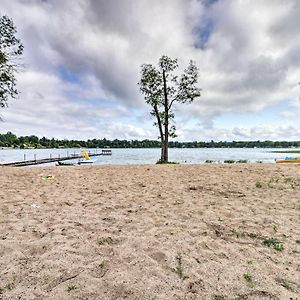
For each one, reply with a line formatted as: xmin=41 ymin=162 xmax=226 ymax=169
xmin=1 ymin=132 xmax=300 ymax=149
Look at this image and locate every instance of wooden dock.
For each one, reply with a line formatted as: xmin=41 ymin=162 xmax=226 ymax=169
xmin=0 ymin=149 xmax=112 ymax=167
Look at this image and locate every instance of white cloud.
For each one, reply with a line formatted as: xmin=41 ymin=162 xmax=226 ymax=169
xmin=1 ymin=69 xmax=129 ymax=139
xmin=280 ymin=111 xmax=298 ymax=119
xmin=106 ymin=122 xmax=155 ymax=140
xmin=179 ymin=123 xmax=300 ymax=142
xmin=1 ymin=0 xmax=300 ymax=140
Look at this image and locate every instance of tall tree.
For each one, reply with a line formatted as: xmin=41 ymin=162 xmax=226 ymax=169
xmin=0 ymin=15 xmax=23 ymax=112
xmin=139 ymin=55 xmax=201 ymax=163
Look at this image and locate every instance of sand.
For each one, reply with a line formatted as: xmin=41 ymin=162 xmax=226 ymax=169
xmin=0 ymin=164 xmax=299 ymax=300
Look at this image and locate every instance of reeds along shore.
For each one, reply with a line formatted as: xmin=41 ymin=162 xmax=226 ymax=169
xmin=0 ymin=164 xmax=300 ymax=299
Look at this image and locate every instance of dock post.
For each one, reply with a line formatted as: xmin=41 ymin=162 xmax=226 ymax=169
xmin=24 ymin=154 xmax=26 ymax=161
xmin=34 ymin=154 xmax=37 ymax=162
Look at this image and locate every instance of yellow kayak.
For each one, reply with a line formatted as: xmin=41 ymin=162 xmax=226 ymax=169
xmin=276 ymin=157 xmax=300 ymax=163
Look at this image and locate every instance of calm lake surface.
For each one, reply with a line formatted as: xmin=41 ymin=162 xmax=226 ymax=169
xmin=0 ymin=148 xmax=297 ymax=165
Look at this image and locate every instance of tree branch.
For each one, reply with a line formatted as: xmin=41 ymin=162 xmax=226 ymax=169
xmin=168 ymin=98 xmax=176 ymax=111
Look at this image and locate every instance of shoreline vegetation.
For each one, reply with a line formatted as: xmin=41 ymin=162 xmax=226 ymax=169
xmin=270 ymin=150 xmax=300 ymax=154
xmin=1 ymin=132 xmax=300 ymax=150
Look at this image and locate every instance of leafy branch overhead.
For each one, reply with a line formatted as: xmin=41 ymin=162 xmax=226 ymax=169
xmin=139 ymin=55 xmax=201 ymax=162
xmin=0 ymin=15 xmax=24 ymax=108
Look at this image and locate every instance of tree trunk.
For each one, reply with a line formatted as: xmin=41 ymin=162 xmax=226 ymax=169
xmin=162 ymin=70 xmax=168 ymax=163
xmin=154 ymin=104 xmax=165 ymax=162
xmin=163 ymin=125 xmax=168 ymax=162
xmin=161 ymin=140 xmax=165 ymax=162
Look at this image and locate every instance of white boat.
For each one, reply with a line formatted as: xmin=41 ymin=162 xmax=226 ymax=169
xmin=78 ymin=150 xmax=97 ymax=165
xmin=56 ymin=161 xmax=76 ymax=166
xmin=78 ymin=158 xmax=97 ymax=164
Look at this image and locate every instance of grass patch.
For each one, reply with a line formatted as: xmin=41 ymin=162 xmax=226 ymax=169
xmin=296 ymin=240 xmax=300 ymax=244
xmin=280 ymin=280 xmax=292 ymax=291
xmin=236 ymin=159 xmax=248 ymax=163
xmin=284 ymin=177 xmax=300 ymax=189
xmin=97 ymin=236 xmax=113 ymax=245
xmin=255 ymin=176 xmax=300 ymax=190
xmin=262 ymin=238 xmax=284 ymax=252
xmin=67 ymin=285 xmax=77 ymax=292
xmin=266 ymin=177 xmax=279 ymax=188
xmin=272 ymin=224 xmax=278 ymax=232
xmin=0 ymin=275 xmax=16 ymax=294
xmin=276 ymin=278 xmax=293 ymax=291
xmin=214 ymin=295 xmax=226 ymax=300
xmin=255 ymin=181 xmax=263 ymax=188
xmin=248 ymin=233 xmax=260 ymax=239
xmin=175 ymin=252 xmax=187 ymax=280
xmin=99 ymin=261 xmax=105 ymax=268
xmin=205 ymin=160 xmax=214 ymax=163
xmin=243 ymin=273 xmax=255 ymax=287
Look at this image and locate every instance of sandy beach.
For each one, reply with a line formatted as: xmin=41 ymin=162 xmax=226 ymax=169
xmin=0 ymin=164 xmax=299 ymax=299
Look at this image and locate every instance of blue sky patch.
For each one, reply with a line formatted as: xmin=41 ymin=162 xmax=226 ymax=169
xmin=58 ymin=66 xmax=81 ymax=84
xmin=193 ymin=18 xmax=214 ymax=49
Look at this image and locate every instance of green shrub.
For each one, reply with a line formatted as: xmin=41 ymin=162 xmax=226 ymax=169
xmin=263 ymin=238 xmax=284 ymax=251
xmin=224 ymin=160 xmax=235 ymax=164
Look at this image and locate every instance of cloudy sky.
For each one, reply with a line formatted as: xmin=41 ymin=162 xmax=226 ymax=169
xmin=1 ymin=0 xmax=300 ymax=141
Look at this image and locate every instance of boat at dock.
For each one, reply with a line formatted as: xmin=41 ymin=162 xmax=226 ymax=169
xmin=77 ymin=150 xmax=97 ymax=165
xmin=56 ymin=161 xmax=76 ymax=166
xmin=276 ymin=157 xmax=300 ymax=163
xmin=56 ymin=150 xmax=98 ymax=166
xmin=77 ymin=159 xmax=97 ymax=165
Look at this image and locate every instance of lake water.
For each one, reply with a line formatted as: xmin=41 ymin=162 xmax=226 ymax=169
xmin=0 ymin=147 xmax=296 ymax=165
